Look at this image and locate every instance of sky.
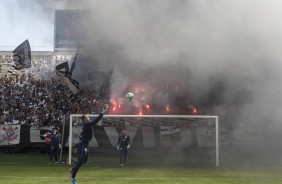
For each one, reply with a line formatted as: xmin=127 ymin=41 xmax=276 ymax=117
xmin=2 ymin=0 xmax=282 ymax=165
xmin=0 ymin=0 xmax=64 ymax=51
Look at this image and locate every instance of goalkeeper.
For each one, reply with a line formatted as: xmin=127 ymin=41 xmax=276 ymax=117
xmin=117 ymin=129 xmax=131 ymax=167
xmin=69 ymin=104 xmax=108 ymax=184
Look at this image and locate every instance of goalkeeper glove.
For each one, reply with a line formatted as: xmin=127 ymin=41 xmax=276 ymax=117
xmin=101 ymin=104 xmax=109 ymax=114
xmin=127 ymin=145 xmax=130 ymax=149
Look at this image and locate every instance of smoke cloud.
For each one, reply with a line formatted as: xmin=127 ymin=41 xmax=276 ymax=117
xmin=6 ymin=0 xmax=282 ymax=165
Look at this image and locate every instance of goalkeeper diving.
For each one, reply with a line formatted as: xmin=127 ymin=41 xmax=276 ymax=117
xmin=69 ymin=104 xmax=108 ymax=184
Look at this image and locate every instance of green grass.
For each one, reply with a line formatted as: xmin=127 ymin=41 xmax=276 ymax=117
xmin=1 ymin=153 xmax=282 ymax=184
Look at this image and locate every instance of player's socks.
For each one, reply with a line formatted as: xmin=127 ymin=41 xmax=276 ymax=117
xmin=70 ymin=176 xmax=76 ymax=184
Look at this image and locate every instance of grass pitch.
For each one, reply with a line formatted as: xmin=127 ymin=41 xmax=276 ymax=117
xmin=0 ymin=152 xmax=282 ymax=184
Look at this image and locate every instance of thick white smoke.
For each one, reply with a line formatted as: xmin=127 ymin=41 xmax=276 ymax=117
xmin=65 ymin=0 xmax=282 ymax=165
xmin=4 ymin=0 xmax=282 ymax=165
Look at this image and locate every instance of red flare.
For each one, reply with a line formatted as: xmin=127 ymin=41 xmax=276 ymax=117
xmin=166 ymin=105 xmax=170 ymax=112
xmin=113 ymin=106 xmax=116 ymax=111
xmin=192 ymin=107 xmax=197 ymax=114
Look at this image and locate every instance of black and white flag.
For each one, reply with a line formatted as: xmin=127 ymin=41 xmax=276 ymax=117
xmin=12 ymin=39 xmax=31 ymax=70
xmin=55 ymin=61 xmax=79 ymax=96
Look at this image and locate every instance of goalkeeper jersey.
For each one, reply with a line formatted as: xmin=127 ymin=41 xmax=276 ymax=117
xmin=117 ymin=134 xmax=131 ymax=148
xmin=79 ymin=113 xmax=104 ymax=143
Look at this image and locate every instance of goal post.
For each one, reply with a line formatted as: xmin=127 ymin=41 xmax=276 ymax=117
xmin=68 ymin=114 xmax=219 ymax=166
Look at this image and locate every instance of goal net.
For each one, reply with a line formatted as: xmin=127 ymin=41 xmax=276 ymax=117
xmin=68 ymin=115 xmax=219 ymax=166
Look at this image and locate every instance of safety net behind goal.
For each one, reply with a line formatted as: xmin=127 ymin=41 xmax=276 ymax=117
xmin=68 ymin=115 xmax=219 ymax=166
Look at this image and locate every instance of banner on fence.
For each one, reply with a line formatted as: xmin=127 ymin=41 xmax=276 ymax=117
xmin=0 ymin=125 xmax=21 ymax=145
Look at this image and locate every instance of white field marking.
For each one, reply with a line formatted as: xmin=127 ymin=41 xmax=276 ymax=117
xmin=0 ymin=176 xmax=280 ymax=181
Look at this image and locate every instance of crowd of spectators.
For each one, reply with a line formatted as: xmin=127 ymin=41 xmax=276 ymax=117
xmin=0 ymin=58 xmax=105 ymax=127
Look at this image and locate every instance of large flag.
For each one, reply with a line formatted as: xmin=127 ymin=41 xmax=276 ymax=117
xmin=55 ymin=61 xmax=79 ymax=96
xmin=88 ymin=69 xmax=113 ymax=98
xmin=12 ymin=40 xmax=31 ymax=70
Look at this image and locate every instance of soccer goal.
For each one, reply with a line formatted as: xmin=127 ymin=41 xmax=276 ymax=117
xmin=68 ymin=115 xmax=219 ymax=166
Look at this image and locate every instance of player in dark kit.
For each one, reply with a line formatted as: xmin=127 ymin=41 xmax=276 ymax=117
xmin=69 ymin=104 xmax=108 ymax=184
xmin=49 ymin=127 xmax=61 ymax=164
xmin=117 ymin=129 xmax=131 ymax=167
